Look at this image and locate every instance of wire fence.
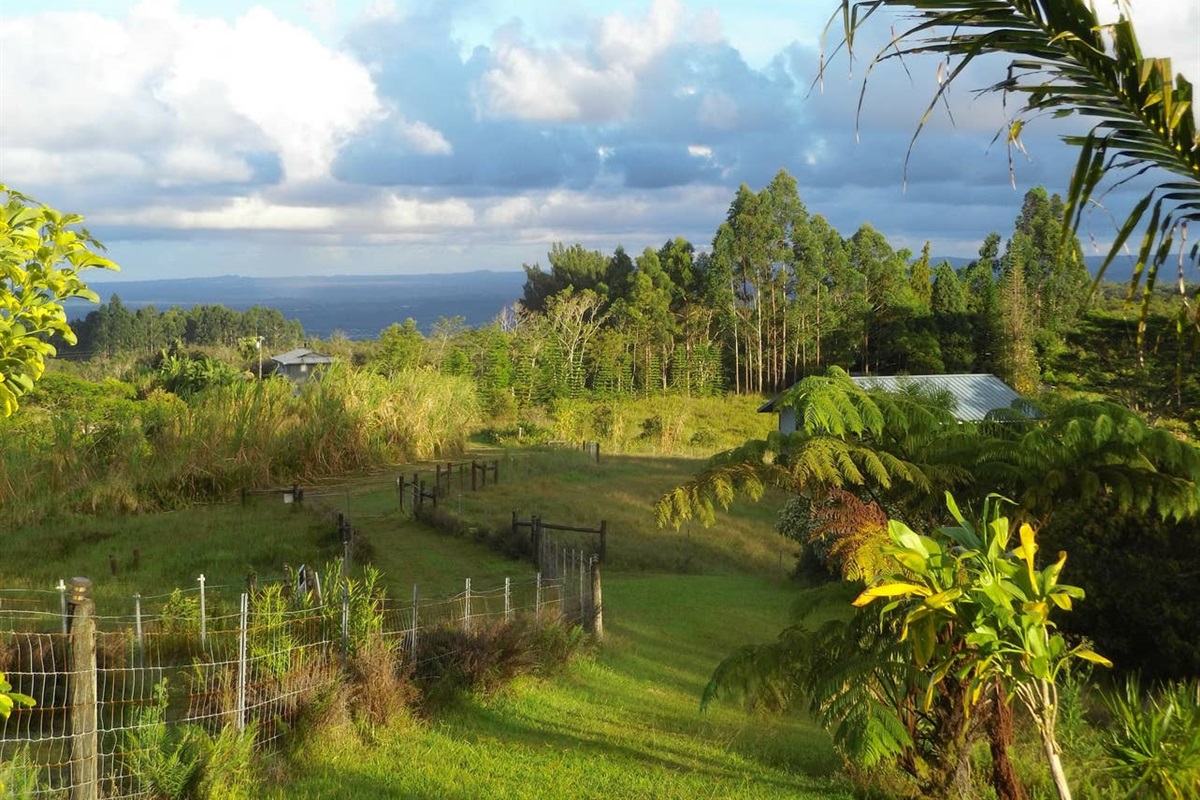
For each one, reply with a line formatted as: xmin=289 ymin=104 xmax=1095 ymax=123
xmin=0 ymin=562 xmax=600 ymax=799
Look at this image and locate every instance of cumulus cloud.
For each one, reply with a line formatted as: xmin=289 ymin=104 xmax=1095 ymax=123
xmin=1 ymin=0 xmax=1195 ymax=280
xmin=0 ymin=1 xmax=381 ymax=190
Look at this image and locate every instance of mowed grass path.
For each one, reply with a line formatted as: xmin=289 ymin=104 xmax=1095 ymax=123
xmin=276 ymin=573 xmax=849 ymax=800
xmin=278 ymin=449 xmax=846 ymax=799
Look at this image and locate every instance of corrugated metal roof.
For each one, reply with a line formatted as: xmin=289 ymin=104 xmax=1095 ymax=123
xmin=271 ymin=347 xmax=334 ymax=365
xmin=758 ymin=373 xmax=1025 ymax=421
xmin=850 ymin=374 xmax=1023 ymax=421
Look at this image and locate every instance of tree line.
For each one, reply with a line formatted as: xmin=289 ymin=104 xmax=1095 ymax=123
xmin=515 ymin=170 xmax=1090 ymax=397
xmin=64 ymin=170 xmax=1097 ymax=408
xmin=68 ymin=299 xmax=306 ymax=357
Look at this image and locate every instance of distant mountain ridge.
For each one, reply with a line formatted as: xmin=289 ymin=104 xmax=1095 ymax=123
xmin=69 ymin=257 xmax=1137 ymax=341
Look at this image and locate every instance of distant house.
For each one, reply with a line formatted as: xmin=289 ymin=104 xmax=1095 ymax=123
xmin=271 ymin=347 xmax=333 ymax=385
xmin=759 ymin=373 xmax=1027 ymax=434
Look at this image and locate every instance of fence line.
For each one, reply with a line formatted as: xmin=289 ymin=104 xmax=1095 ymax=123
xmin=0 ymin=567 xmax=599 ymax=799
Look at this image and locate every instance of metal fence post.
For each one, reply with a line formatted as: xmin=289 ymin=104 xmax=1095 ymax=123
xmin=577 ymin=549 xmax=584 ymax=621
xmin=68 ymin=577 xmax=97 ymax=800
xmin=341 ymin=583 xmax=350 ymax=660
xmin=504 ymin=577 xmax=511 ymax=621
xmin=589 ymin=556 xmax=604 ymax=639
xmin=198 ymin=573 xmax=207 ymax=649
xmin=535 ymin=572 xmax=542 ymax=625
xmin=411 ymin=584 xmax=419 ymax=655
xmin=58 ymin=579 xmax=68 ymax=636
xmin=134 ymin=593 xmax=143 ymax=659
xmin=463 ymin=578 xmax=472 ymax=633
xmin=236 ymin=592 xmax=248 ymax=732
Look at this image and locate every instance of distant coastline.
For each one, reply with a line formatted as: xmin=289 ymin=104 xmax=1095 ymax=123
xmin=66 ymin=270 xmax=528 ymax=339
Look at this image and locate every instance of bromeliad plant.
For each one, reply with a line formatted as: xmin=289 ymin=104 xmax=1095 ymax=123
xmin=855 ymin=493 xmax=1111 ymax=800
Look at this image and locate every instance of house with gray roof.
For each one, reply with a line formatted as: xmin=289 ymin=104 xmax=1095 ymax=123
xmin=759 ymin=373 xmax=1027 ymax=434
xmin=270 ymin=347 xmax=333 ymax=385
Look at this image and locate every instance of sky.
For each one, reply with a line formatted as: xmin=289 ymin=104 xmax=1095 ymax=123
xmin=1 ymin=0 xmax=1197 ymax=281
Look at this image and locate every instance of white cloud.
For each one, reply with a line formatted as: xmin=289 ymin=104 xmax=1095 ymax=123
xmin=157 ymin=143 xmax=254 ymax=186
xmin=395 ymin=119 xmax=453 ymax=155
xmin=478 ymin=0 xmax=689 ymax=123
xmin=0 ymin=2 xmax=381 ymax=186
xmin=480 ymin=40 xmax=635 ymax=122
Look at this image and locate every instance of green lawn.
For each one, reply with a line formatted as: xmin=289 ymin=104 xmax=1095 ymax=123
xmin=277 ymin=574 xmax=850 ymax=800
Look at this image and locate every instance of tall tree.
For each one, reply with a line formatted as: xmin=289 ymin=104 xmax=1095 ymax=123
xmin=995 ymin=238 xmax=1040 ymax=393
xmin=909 ymin=241 xmax=933 ymax=311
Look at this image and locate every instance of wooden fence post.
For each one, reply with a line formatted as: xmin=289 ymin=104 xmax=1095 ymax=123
xmin=589 ymin=557 xmax=603 ymax=638
xmin=397 ymin=475 xmax=404 ymax=511
xmin=411 ymin=473 xmax=419 ymax=511
xmin=471 ymin=461 xmax=478 ymax=491
xmin=68 ymin=577 xmax=98 ymax=800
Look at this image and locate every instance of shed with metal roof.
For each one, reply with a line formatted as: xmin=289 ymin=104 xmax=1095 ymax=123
xmin=270 ymin=347 xmax=333 ymax=384
xmin=759 ymin=373 xmax=1026 ymax=433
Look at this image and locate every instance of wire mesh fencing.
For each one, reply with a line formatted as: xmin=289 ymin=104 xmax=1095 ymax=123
xmin=0 ymin=564 xmax=600 ymax=799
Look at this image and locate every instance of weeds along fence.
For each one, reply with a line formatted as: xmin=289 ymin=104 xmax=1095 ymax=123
xmin=0 ymin=563 xmax=601 ymax=799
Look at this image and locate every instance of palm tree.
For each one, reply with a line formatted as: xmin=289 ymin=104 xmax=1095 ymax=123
xmin=824 ymin=1 xmax=1198 ymax=364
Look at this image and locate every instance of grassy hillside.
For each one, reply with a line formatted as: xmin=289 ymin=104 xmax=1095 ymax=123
xmin=3 ymin=446 xmax=847 ymax=797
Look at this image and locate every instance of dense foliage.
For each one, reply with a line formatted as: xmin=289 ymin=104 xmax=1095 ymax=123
xmin=68 ymin=298 xmax=305 ymax=357
xmin=0 ymin=185 xmax=117 ymax=414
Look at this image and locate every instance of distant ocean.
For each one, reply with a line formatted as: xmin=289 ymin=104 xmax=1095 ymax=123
xmin=66 ymin=271 xmax=529 ymax=339
xmin=67 ymin=256 xmax=1137 ymax=341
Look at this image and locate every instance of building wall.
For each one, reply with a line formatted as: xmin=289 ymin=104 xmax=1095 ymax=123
xmin=779 ymin=407 xmax=796 ymax=435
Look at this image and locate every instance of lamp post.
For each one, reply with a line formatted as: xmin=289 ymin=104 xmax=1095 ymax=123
xmin=255 ymin=336 xmax=264 ymax=380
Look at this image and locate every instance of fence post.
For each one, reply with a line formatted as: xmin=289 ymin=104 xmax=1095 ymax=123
xmin=493 ymin=459 xmax=499 ymax=484
xmin=58 ymin=579 xmax=68 ymax=636
xmin=198 ymin=574 xmax=207 ymax=649
xmin=535 ymin=572 xmax=542 ymax=625
xmin=463 ymin=578 xmax=472 ymax=633
xmin=68 ymin=577 xmax=97 ymax=800
xmin=589 ymin=557 xmax=604 ymax=638
xmin=341 ymin=583 xmax=350 ymax=660
xmin=236 ymin=592 xmax=248 ymax=731
xmin=108 ymin=554 xmax=117 ymax=576
xmin=532 ymin=516 xmax=541 ymax=570
xmin=412 ymin=473 xmax=419 ymax=511
xmin=436 ymin=464 xmax=443 ymax=496
xmin=411 ymin=584 xmax=419 ymax=655
xmin=397 ymin=475 xmax=404 ymax=512
xmin=599 ymin=520 xmax=608 ymax=563
xmin=577 ymin=549 xmax=584 ymax=621
xmin=134 ymin=593 xmax=143 ymax=659
xmin=504 ymin=577 xmax=511 ymax=621
xmin=596 ymin=441 xmax=601 ymax=464
xmin=471 ymin=461 xmax=478 ymax=491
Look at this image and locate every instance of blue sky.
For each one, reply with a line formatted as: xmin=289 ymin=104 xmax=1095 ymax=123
xmin=2 ymin=0 xmax=1197 ymax=280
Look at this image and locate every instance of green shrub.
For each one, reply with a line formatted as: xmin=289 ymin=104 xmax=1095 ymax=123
xmin=411 ymin=617 xmax=586 ymax=709
xmin=1104 ymin=677 xmax=1200 ymax=799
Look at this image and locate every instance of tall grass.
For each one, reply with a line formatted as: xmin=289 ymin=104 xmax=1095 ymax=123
xmin=0 ymin=366 xmax=478 ymax=524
